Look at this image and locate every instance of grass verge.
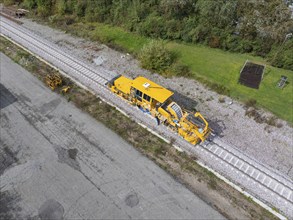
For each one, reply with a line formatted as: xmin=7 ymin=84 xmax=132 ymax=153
xmin=0 ymin=36 xmax=279 ymax=220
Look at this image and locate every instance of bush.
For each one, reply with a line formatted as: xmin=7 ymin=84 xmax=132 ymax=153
xmin=218 ymin=96 xmax=225 ymax=103
xmin=139 ymin=40 xmax=175 ymax=73
xmin=137 ymin=13 xmax=166 ymax=38
xmin=244 ymin=99 xmax=257 ymax=108
xmin=269 ymin=39 xmax=293 ymax=70
xmin=209 ymin=36 xmax=220 ymax=48
xmin=170 ymin=63 xmax=192 ymax=77
xmin=22 ymin=0 xmax=37 ymax=9
xmin=210 ymin=83 xmax=230 ymax=95
xmin=48 ymin=14 xmax=76 ymax=27
xmin=3 ymin=0 xmax=17 ymax=5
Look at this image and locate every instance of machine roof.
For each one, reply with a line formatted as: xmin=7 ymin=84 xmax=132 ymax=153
xmin=132 ymin=76 xmax=173 ymax=103
xmin=114 ymin=76 xmax=132 ymax=95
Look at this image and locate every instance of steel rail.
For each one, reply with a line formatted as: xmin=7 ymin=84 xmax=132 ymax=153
xmin=1 ymin=19 xmax=110 ymax=85
xmin=201 ymin=140 xmax=293 ymax=203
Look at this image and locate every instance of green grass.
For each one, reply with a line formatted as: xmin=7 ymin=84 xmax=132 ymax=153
xmin=69 ymin=22 xmax=149 ymax=53
xmin=167 ymin=42 xmax=293 ymax=122
xmin=39 ymin=19 xmax=293 ymax=123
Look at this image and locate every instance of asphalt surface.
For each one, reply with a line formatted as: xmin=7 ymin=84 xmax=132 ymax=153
xmin=0 ymin=53 xmax=224 ymax=219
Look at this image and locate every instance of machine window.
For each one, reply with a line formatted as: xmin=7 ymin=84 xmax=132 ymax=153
xmin=143 ymin=94 xmax=151 ymax=102
xmin=136 ymin=90 xmax=142 ymax=97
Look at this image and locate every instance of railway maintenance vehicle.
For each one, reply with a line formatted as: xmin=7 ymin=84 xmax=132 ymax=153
xmin=107 ymin=75 xmax=211 ymax=145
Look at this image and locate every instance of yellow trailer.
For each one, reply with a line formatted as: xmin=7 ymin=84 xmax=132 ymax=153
xmin=108 ymin=75 xmax=211 ymax=145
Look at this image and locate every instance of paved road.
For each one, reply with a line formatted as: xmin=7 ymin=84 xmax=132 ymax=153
xmin=0 ymin=53 xmax=224 ymax=219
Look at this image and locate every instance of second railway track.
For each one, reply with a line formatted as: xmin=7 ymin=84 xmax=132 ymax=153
xmin=1 ymin=16 xmax=292 ymax=218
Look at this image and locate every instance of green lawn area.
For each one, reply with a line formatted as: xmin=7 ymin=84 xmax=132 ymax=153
xmin=68 ymin=22 xmax=293 ymax=123
xmin=70 ymin=22 xmax=149 ymax=53
xmin=167 ymin=43 xmax=293 ymax=122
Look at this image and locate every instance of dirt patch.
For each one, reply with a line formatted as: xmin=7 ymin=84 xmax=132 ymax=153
xmin=0 ymin=191 xmax=22 ymax=219
xmin=68 ymin=148 xmax=78 ymax=160
xmin=239 ymin=62 xmax=265 ymax=89
xmin=54 ymin=146 xmax=80 ymax=171
xmin=38 ymin=199 xmax=64 ymax=220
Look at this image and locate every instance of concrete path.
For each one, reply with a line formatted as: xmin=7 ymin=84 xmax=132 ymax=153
xmin=0 ymin=53 xmax=224 ymax=219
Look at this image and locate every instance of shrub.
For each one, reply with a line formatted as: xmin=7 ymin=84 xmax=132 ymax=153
xmin=209 ymin=36 xmax=220 ymax=48
xmin=3 ymin=0 xmax=16 ymax=5
xmin=139 ymin=40 xmax=175 ymax=73
xmin=170 ymin=63 xmax=192 ymax=77
xmin=210 ymin=83 xmax=230 ymax=95
xmin=137 ymin=13 xmax=166 ymax=38
xmin=218 ymin=96 xmax=225 ymax=103
xmin=244 ymin=99 xmax=257 ymax=108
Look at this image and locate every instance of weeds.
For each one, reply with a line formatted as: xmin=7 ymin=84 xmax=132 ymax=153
xmin=218 ymin=96 xmax=225 ymax=103
xmin=244 ymin=99 xmax=257 ymax=108
xmin=245 ymin=108 xmax=284 ymax=128
xmin=208 ymin=178 xmax=218 ymax=190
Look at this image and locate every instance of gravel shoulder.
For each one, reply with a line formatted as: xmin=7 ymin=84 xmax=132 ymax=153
xmin=19 ymin=18 xmax=293 ymax=179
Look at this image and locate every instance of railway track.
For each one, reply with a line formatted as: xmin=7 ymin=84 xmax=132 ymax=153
xmin=202 ymin=139 xmax=292 ymax=202
xmin=1 ymin=16 xmax=292 ymax=218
